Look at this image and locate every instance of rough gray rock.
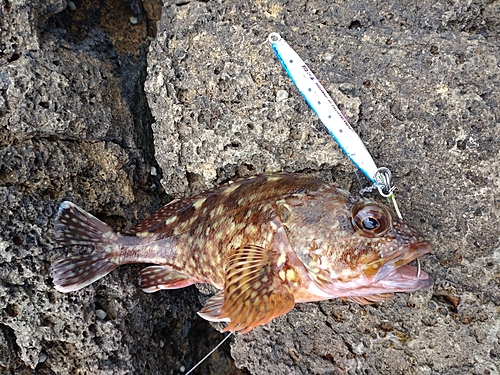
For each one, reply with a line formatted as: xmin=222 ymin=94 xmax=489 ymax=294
xmin=1 ymin=0 xmax=234 ymax=374
xmin=145 ymin=1 xmax=499 ymax=374
xmin=2 ymin=0 xmax=499 ymax=374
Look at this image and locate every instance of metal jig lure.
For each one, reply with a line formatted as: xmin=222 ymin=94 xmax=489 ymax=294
xmin=181 ymin=34 xmax=422 ymax=373
xmin=267 ymin=32 xmax=405 ymax=223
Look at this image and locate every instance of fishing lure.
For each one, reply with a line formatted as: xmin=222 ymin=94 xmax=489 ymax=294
xmin=183 ymin=33 xmax=424 ymax=371
xmin=267 ymin=33 xmax=400 ymax=204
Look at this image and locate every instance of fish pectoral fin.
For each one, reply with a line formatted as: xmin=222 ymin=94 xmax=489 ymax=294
xmin=343 ymin=293 xmax=394 ymax=305
xmin=138 ymin=266 xmax=196 ymax=293
xmin=198 ymin=292 xmax=230 ymax=322
xmin=219 ymin=245 xmax=295 ymax=334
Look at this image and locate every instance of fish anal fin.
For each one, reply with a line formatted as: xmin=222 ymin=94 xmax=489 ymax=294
xmin=220 ymin=245 xmax=295 ymax=334
xmin=138 ymin=266 xmax=195 ymax=293
xmin=343 ymin=293 xmax=394 ymax=305
xmin=198 ymin=292 xmax=230 ymax=322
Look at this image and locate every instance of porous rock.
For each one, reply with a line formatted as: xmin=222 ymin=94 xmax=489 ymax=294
xmin=1 ymin=0 xmax=234 ymax=374
xmin=146 ymin=1 xmax=499 ymax=374
xmin=1 ymin=0 xmax=499 ymax=374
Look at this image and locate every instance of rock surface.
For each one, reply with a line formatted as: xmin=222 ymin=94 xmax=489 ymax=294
xmin=1 ymin=0 xmax=499 ymax=374
xmin=145 ymin=1 xmax=500 ymax=374
xmin=1 ymin=0 xmax=234 ymax=374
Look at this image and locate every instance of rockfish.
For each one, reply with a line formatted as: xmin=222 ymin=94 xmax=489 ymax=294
xmin=51 ymin=173 xmax=433 ymax=333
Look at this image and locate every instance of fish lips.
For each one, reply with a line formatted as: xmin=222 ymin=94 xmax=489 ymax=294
xmin=370 ymin=241 xmax=434 ymax=291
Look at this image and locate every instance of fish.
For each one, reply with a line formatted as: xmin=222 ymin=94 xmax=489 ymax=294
xmin=51 ymin=173 xmax=433 ymax=334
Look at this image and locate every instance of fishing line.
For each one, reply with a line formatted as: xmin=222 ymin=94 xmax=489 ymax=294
xmin=184 ymin=331 xmax=233 ymax=375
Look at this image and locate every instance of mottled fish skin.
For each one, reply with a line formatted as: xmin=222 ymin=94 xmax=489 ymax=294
xmin=129 ymin=174 xmax=327 ymax=288
xmin=51 ymin=173 xmax=433 ymax=333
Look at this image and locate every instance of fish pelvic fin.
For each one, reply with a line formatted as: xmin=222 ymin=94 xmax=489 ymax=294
xmin=218 ymin=245 xmax=295 ymax=334
xmin=138 ymin=266 xmax=196 ymax=293
xmin=198 ymin=292 xmax=231 ymax=322
xmin=51 ymin=201 xmax=121 ymax=293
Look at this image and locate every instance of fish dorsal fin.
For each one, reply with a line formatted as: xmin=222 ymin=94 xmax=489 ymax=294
xmin=130 ymin=199 xmax=183 ymax=234
xmin=344 ymin=293 xmax=394 ymax=305
xmin=219 ymin=245 xmax=295 ymax=334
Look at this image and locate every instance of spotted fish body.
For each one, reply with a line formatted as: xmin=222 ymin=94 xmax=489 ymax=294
xmin=52 ymin=173 xmax=433 ymax=333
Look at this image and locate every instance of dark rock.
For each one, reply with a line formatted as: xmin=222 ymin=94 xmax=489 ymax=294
xmin=1 ymin=0 xmax=233 ymax=374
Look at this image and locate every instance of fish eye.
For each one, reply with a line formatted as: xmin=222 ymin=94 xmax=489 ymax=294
xmin=361 ymin=216 xmax=379 ymax=230
xmin=352 ymin=203 xmax=392 ymax=237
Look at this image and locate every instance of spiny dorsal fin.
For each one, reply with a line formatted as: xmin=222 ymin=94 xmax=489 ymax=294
xmin=219 ymin=245 xmax=295 ymax=334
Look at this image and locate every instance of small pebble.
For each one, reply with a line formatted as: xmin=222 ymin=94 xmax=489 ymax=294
xmin=95 ymin=309 xmax=107 ymax=320
xmin=179 ymin=365 xmax=185 ymax=372
xmin=39 ymin=352 xmax=48 ymax=363
xmin=67 ymin=1 xmax=76 ymax=11
xmin=150 ymin=166 xmax=157 ymax=176
xmin=159 ymin=340 xmax=164 ymax=348
xmin=130 ymin=16 xmax=138 ymax=25
xmin=276 ymin=89 xmax=289 ymax=102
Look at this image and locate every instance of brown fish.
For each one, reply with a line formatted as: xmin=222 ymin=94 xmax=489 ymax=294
xmin=51 ymin=173 xmax=433 ymax=333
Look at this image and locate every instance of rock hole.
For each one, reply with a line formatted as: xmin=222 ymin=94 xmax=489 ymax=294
xmin=6 ymin=304 xmax=19 ymax=317
xmin=348 ymin=20 xmax=362 ymax=29
xmin=7 ymin=52 xmax=21 ymax=62
xmin=13 ymin=235 xmax=23 ymax=245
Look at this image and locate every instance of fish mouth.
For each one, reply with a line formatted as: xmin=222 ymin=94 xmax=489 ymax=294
xmin=373 ymin=241 xmax=434 ymax=292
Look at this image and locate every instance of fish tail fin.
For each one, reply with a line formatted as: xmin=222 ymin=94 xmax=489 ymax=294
xmin=51 ymin=253 xmax=118 ymax=293
xmin=54 ymin=201 xmax=117 ymax=246
xmin=52 ymin=201 xmax=121 ymax=293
